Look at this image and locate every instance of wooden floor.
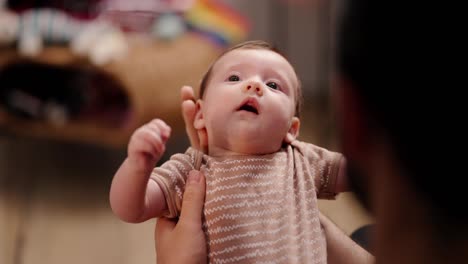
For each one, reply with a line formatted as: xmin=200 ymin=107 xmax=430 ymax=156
xmin=0 ymin=104 xmax=372 ymax=264
xmin=0 ymin=136 xmax=157 ymax=264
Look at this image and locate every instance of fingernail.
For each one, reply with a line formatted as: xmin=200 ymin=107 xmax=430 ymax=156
xmin=162 ymin=127 xmax=171 ymax=138
xmin=187 ymin=170 xmax=201 ymax=183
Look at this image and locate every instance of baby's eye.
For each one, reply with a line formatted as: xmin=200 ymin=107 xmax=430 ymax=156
xmin=266 ymin=82 xmax=279 ymax=90
xmin=228 ymin=75 xmax=240 ymax=82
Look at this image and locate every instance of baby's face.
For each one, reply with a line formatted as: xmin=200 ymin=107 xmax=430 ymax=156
xmin=196 ymin=49 xmax=300 ymax=156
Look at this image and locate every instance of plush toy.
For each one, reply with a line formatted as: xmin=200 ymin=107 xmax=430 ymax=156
xmin=0 ymin=8 xmax=128 ymax=65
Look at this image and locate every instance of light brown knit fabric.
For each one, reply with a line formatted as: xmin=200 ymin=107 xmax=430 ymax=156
xmin=151 ymin=140 xmax=343 ymax=264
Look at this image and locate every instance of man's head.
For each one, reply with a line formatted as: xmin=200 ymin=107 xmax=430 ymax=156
xmin=194 ymin=40 xmax=302 ymax=156
xmin=335 ymin=0 xmax=466 ymax=246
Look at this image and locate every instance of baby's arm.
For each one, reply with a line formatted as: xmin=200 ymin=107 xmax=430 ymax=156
xmin=110 ymin=119 xmax=171 ymax=223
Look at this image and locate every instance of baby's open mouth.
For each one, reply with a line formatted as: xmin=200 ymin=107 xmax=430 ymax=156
xmin=237 ymin=98 xmax=259 ymax=114
xmin=238 ymin=104 xmax=258 ymax=114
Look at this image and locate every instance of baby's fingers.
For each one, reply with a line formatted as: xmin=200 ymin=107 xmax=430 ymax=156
xmin=143 ymin=128 xmax=167 ymax=158
xmin=130 ymin=128 xmax=163 ymax=157
xmin=148 ymin=119 xmax=171 ymax=141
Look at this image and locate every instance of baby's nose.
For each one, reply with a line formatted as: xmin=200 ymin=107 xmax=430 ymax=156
xmin=243 ymin=82 xmax=263 ymax=96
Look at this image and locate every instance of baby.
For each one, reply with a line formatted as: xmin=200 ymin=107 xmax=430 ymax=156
xmin=110 ymin=40 xmax=347 ymax=263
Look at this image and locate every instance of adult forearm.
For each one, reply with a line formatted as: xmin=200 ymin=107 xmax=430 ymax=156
xmin=320 ymin=213 xmax=375 ymax=264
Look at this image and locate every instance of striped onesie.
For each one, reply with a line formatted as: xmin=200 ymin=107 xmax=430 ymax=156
xmin=152 ymin=140 xmax=344 ymax=264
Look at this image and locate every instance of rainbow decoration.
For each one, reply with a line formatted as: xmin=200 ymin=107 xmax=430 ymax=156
xmin=184 ymin=0 xmax=250 ymax=46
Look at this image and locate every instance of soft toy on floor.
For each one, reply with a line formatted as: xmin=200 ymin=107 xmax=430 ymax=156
xmin=0 ymin=8 xmax=128 ymax=65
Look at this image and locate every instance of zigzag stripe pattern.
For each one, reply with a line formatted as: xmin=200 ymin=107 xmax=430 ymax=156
xmin=205 ymin=214 xmax=290 ymax=234
xmin=204 ymin=207 xmax=284 ymax=226
xmin=204 ymin=197 xmax=285 ymax=215
xmin=212 ymin=239 xmax=324 ymax=264
xmin=205 ymin=177 xmax=318 ymax=211
xmin=209 ymin=225 xmax=320 ymax=256
xmin=204 ymin=171 xmax=316 ymax=206
xmin=206 ymin=180 xmax=276 ymax=194
xmin=153 ymin=142 xmax=342 ymax=263
xmin=206 ymin=164 xmax=285 ymax=173
xmin=254 ymin=251 xmax=327 ymax=264
xmin=206 ymin=172 xmax=286 ymax=186
xmin=209 ymin=155 xmax=286 ymax=166
xmin=204 ymin=189 xmax=319 ymax=216
xmin=204 ymin=196 xmax=319 ymax=229
xmin=204 ymin=189 xmax=280 ymax=205
xmin=207 ymin=215 xmax=321 ymax=245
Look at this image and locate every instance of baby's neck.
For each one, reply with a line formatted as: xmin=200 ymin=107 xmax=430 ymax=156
xmin=207 ymin=146 xmax=248 ymax=157
xmin=206 ymin=143 xmax=285 ymax=157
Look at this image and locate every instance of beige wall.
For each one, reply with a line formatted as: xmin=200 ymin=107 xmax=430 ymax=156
xmin=225 ymin=0 xmax=333 ymax=96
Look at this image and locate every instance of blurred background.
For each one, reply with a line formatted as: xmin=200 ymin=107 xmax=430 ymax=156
xmin=0 ymin=0 xmax=373 ymax=263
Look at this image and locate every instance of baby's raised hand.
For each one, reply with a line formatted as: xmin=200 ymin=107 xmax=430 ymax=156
xmin=127 ymin=119 xmax=171 ymax=169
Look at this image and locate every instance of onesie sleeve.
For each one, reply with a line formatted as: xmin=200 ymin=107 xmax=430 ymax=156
xmin=293 ymin=141 xmax=344 ymax=199
xmin=150 ymin=147 xmax=200 ymax=218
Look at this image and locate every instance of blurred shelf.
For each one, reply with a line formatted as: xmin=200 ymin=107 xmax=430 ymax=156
xmin=0 ymin=34 xmax=222 ymax=147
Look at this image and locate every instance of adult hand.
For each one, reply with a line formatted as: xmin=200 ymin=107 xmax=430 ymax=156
xmin=155 ymin=170 xmax=207 ymax=264
xmin=154 ymin=86 xmax=210 ymax=264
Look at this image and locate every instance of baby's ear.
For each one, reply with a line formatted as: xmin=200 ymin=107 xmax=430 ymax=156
xmin=284 ymin=117 xmax=300 ymax=143
xmin=194 ymin=100 xmax=205 ymax=129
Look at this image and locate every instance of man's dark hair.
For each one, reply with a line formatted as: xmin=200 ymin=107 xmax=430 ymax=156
xmin=337 ymin=0 xmax=465 ymax=234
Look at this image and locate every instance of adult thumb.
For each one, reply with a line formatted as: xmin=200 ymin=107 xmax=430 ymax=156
xmin=179 ymin=170 xmax=206 ymax=227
